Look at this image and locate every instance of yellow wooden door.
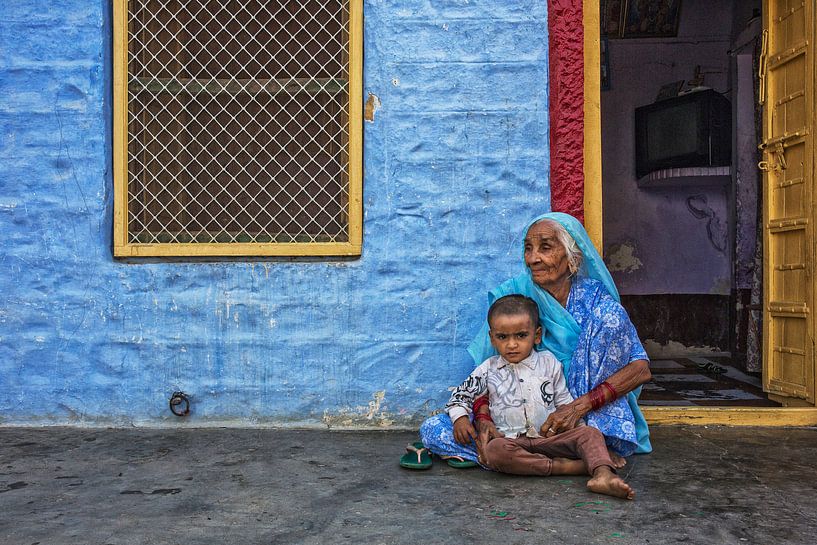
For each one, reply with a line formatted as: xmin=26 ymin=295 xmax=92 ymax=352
xmin=761 ymin=0 xmax=815 ymax=405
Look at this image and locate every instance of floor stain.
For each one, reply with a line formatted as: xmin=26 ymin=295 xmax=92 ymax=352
xmin=1 ymin=481 xmax=29 ymax=493
xmin=120 ymin=488 xmax=182 ymax=495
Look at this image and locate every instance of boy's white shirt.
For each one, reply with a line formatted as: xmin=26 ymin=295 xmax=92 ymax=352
xmin=446 ymin=349 xmax=575 ymax=439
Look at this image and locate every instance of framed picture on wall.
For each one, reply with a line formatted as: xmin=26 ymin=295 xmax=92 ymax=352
xmin=601 ymin=0 xmax=625 ymax=38
xmin=622 ymin=0 xmax=682 ymax=39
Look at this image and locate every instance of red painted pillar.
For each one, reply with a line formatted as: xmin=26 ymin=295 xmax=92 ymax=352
xmin=548 ymin=0 xmax=585 ymax=222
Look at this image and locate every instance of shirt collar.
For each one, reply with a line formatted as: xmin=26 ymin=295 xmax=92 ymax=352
xmin=497 ymin=351 xmax=538 ymax=370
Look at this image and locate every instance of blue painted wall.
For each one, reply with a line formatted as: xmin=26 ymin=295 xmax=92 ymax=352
xmin=0 ymin=1 xmax=550 ymax=426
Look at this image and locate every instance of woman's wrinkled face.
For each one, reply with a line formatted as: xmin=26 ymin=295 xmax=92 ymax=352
xmin=524 ymin=221 xmax=571 ymax=288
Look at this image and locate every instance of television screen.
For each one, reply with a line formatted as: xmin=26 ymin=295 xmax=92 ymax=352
xmin=635 ymin=89 xmax=731 ymax=179
xmin=647 ymin=102 xmax=699 ymax=160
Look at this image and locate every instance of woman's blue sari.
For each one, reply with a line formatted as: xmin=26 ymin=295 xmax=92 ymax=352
xmin=465 ymin=212 xmax=651 ymax=456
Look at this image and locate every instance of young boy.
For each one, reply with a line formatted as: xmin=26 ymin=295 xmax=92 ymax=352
xmin=446 ymin=294 xmax=635 ymax=500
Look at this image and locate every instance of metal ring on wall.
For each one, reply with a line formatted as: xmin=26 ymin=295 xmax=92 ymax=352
xmin=169 ymin=391 xmax=190 ymax=417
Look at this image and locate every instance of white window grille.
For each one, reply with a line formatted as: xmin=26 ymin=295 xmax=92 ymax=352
xmin=113 ymin=0 xmax=362 ymax=257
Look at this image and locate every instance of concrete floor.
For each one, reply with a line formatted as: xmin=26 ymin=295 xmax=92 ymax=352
xmin=1 ymin=426 xmax=816 ymax=545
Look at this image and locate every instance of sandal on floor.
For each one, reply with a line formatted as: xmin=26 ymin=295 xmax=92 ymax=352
xmin=440 ymin=455 xmax=478 ymax=469
xmin=697 ymin=361 xmax=726 ymax=375
xmin=399 ymin=441 xmax=432 ymax=470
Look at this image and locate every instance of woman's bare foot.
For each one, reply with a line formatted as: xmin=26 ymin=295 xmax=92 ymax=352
xmin=607 ymin=450 xmax=627 ymax=469
xmin=587 ymin=466 xmax=635 ymax=500
xmin=550 ymin=457 xmax=587 ymax=475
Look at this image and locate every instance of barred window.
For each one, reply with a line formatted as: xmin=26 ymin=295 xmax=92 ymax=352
xmin=113 ymin=0 xmax=362 ymax=257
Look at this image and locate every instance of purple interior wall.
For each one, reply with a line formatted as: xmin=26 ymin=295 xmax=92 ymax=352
xmin=602 ymin=0 xmax=735 ymax=296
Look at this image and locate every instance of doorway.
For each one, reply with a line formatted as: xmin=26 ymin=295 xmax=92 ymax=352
xmin=596 ymin=0 xmax=815 ymax=409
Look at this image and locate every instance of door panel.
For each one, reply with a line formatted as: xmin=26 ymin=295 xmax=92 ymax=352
xmin=762 ymin=0 xmax=815 ymax=404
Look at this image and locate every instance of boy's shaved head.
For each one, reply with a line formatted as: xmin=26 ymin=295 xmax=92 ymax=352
xmin=488 ymin=295 xmax=540 ymax=330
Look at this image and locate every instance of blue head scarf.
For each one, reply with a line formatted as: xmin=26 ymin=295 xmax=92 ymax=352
xmin=466 ymin=212 xmax=651 ymax=454
xmin=467 ymin=212 xmax=616 ymax=371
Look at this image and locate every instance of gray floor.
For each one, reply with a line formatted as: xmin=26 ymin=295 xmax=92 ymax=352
xmin=2 ymin=426 xmax=816 ymax=545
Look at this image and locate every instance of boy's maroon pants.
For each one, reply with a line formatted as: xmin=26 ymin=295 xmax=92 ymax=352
xmin=481 ymin=426 xmax=613 ymax=475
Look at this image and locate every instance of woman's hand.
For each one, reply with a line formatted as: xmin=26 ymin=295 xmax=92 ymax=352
xmin=541 ymin=398 xmax=591 ymax=437
xmin=541 ymin=358 xmax=652 ymax=438
xmin=452 ymin=415 xmax=478 ymax=445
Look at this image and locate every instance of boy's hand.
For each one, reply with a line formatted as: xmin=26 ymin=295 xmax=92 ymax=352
xmin=475 ymin=420 xmax=504 ymax=464
xmin=452 ymin=415 xmax=478 ymax=445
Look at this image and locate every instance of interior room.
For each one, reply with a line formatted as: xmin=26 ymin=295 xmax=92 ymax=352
xmin=599 ymin=0 xmax=772 ymax=406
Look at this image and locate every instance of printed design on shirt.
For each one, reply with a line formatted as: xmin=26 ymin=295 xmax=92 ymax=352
xmin=445 ymin=374 xmax=485 ymax=409
xmin=487 ymin=368 xmax=524 ymax=409
xmin=540 ymin=380 xmax=554 ymax=406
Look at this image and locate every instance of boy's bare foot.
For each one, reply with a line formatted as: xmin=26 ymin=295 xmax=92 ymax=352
xmin=607 ymin=450 xmax=627 ymax=469
xmin=550 ymin=457 xmax=587 ymax=475
xmin=587 ymin=466 xmax=635 ymax=500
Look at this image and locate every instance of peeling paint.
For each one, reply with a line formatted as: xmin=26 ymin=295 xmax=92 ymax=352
xmin=606 ymin=243 xmax=643 ymax=273
xmin=319 ymin=391 xmax=396 ymax=428
xmin=363 ymin=92 xmax=381 ymax=122
xmin=365 ymin=390 xmax=386 ymax=419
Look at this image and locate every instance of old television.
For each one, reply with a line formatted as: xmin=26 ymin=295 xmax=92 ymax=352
xmin=635 ymin=89 xmax=731 ymax=179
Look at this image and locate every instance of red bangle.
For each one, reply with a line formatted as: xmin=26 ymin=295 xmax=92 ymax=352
xmin=588 ymin=386 xmax=605 ymax=411
xmin=600 ymin=381 xmax=618 ymax=401
xmin=473 ymin=395 xmax=493 ymax=422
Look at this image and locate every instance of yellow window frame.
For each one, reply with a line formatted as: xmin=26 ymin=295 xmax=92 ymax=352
xmin=112 ymin=0 xmax=363 ymax=258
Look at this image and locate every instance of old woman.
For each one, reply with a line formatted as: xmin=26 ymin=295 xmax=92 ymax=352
xmin=415 ymin=212 xmax=652 ymax=468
